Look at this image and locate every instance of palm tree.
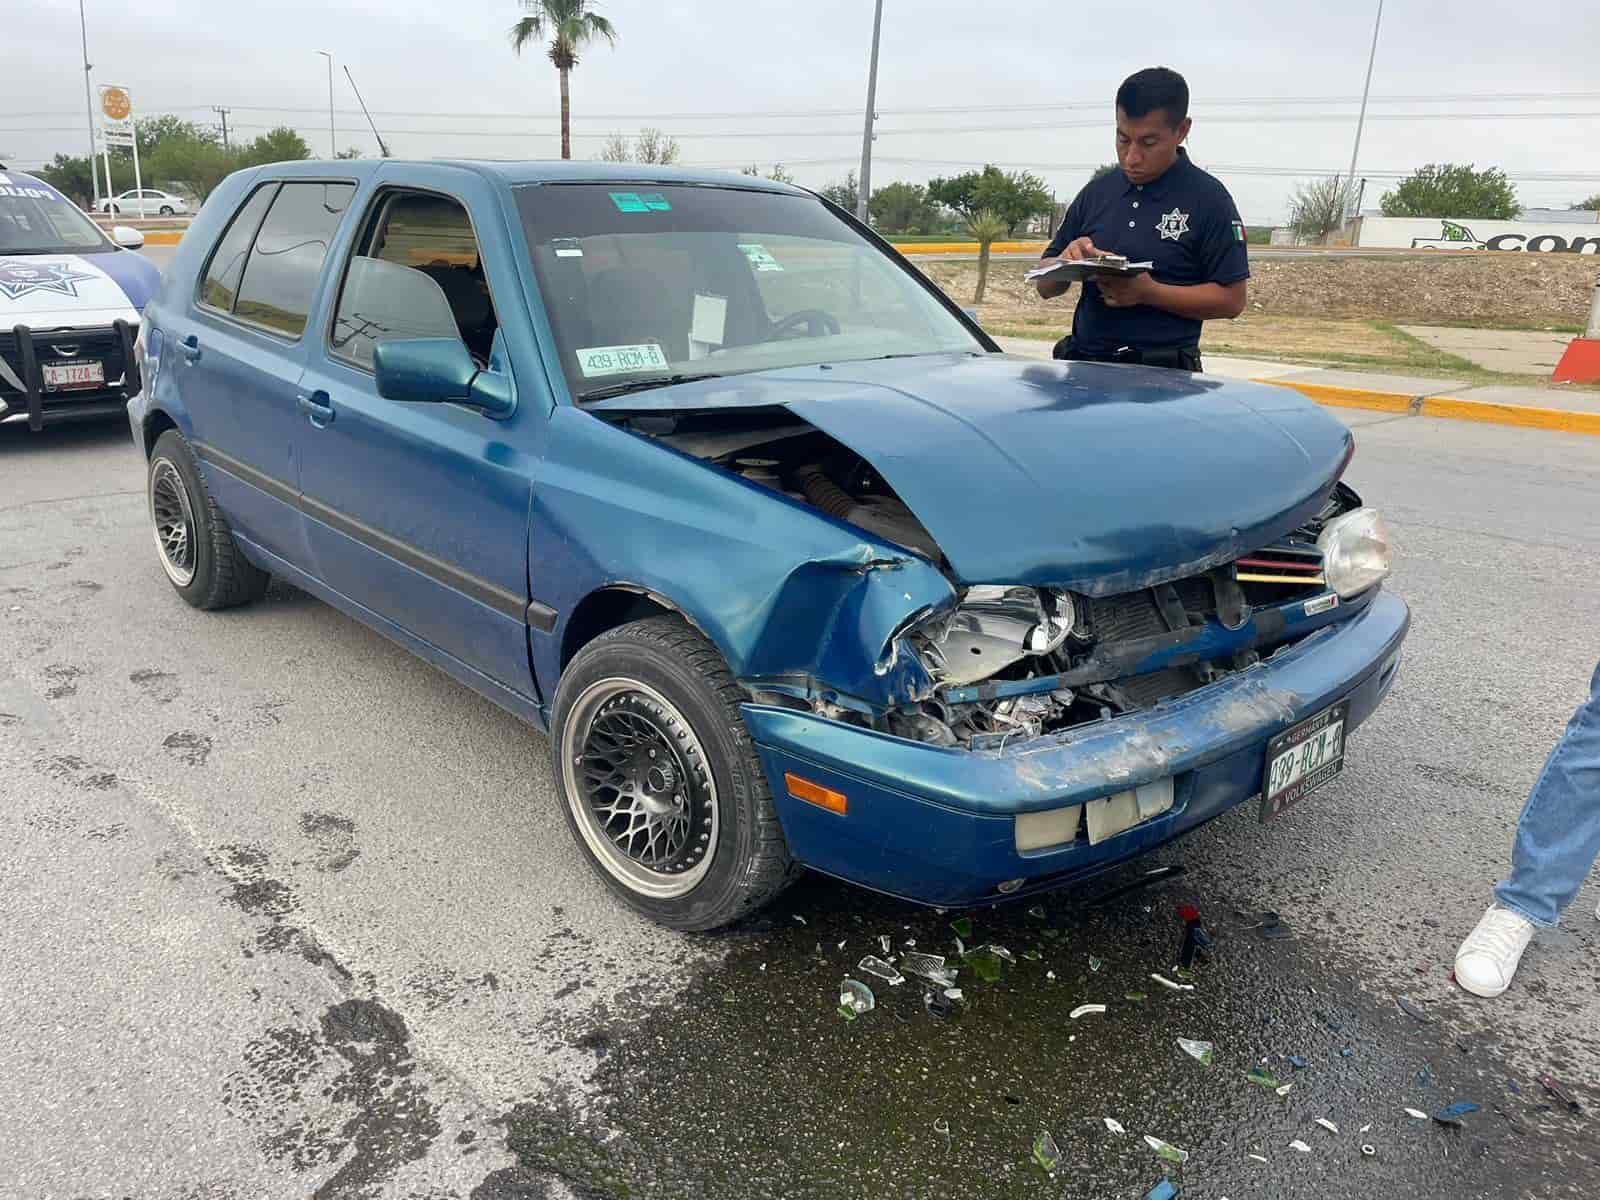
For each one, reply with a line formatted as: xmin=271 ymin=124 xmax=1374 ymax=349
xmin=508 ymin=0 xmax=617 ymax=160
xmin=968 ymin=209 xmax=1009 ymax=304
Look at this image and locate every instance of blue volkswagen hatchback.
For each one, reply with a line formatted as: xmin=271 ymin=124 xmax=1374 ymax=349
xmin=130 ymin=160 xmax=1408 ymax=929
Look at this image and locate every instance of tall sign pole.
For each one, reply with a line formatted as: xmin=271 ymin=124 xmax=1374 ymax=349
xmin=856 ymin=0 xmax=883 ymax=224
xmin=78 ymin=0 xmax=99 ymax=208
xmin=1345 ymin=0 xmax=1384 ymax=219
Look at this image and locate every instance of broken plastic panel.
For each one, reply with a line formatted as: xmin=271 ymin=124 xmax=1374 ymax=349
xmin=1033 ymin=1130 xmax=1063 ymax=1172
xmin=1085 ymin=777 xmax=1175 ymax=846
xmin=1178 ymin=1037 xmax=1214 ymax=1066
xmin=1432 ymin=1101 xmax=1480 ymax=1127
xmin=900 ymin=951 xmax=959 ymax=988
xmin=1289 ymin=1139 xmax=1311 ymax=1153
xmin=1151 ymin=973 xmax=1195 ymax=992
xmin=1404 ymin=1108 xmax=1428 ymax=1120
xmin=1314 ymin=1117 xmax=1339 ymax=1134
xmin=1104 ymin=1117 xmax=1126 ymax=1135
xmin=1143 ymin=1135 xmax=1189 ymax=1165
xmin=857 ymin=955 xmax=905 ymax=986
xmin=1070 ymin=1004 xmax=1107 ymax=1019
xmin=1246 ymin=1068 xmax=1282 ymax=1091
xmin=1144 ymin=1181 xmax=1177 ymax=1200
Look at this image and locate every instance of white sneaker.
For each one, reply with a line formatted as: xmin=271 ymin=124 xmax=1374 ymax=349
xmin=1455 ymin=906 xmax=1535 ymax=998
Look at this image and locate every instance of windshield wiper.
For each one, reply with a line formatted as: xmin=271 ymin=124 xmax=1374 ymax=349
xmin=578 ymin=373 xmax=719 ymax=403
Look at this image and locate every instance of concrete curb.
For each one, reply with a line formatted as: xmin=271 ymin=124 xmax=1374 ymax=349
xmin=1255 ymin=379 xmax=1600 ymax=437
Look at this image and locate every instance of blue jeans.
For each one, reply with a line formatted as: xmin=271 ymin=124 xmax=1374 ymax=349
xmin=1494 ymin=661 xmax=1600 ymax=928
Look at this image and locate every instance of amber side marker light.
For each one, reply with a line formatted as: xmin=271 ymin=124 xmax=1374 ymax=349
xmin=784 ymin=772 xmax=848 ymax=815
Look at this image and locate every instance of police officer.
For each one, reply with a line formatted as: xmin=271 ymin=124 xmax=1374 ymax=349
xmin=1036 ymin=67 xmax=1248 ymax=372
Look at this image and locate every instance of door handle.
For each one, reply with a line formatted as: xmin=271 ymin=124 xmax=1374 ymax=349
xmin=297 ymin=390 xmax=336 ymax=427
xmin=180 ymin=334 xmax=201 ymax=363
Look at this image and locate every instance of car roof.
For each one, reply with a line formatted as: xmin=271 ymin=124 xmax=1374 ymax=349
xmin=1 ymin=169 xmax=73 ymax=203
xmin=248 ymin=157 xmax=812 ymax=197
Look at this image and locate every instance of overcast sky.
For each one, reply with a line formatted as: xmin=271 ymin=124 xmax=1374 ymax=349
xmin=8 ymin=0 xmax=1599 ymax=221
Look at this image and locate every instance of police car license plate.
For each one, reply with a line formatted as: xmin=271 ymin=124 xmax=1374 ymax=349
xmin=42 ymin=360 xmax=104 ymax=391
xmin=1259 ymin=700 xmax=1349 ymax=821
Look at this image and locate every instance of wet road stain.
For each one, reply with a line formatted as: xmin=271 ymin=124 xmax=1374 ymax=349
xmin=43 ymin=663 xmax=82 ymax=699
xmin=216 ymin=844 xmax=350 ymax=979
xmin=84 ymin=822 xmax=129 ymax=841
xmin=70 ymin=579 xmax=103 ymax=593
xmin=163 ymin=730 xmax=213 ymax=766
xmin=301 ymin=811 xmax=361 ymax=873
xmin=35 ymin=753 xmax=117 ymax=790
xmin=497 ymin=866 xmax=1597 ymax=1199
xmin=130 ymin=667 xmax=180 ymax=703
xmin=221 ymin=998 xmax=443 ymax=1199
xmin=0 ymin=711 xmax=20 ymax=726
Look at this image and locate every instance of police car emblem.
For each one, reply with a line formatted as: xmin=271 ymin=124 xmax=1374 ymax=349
xmin=0 ymin=260 xmax=99 ymax=301
xmin=1155 ymin=209 xmax=1190 ymax=241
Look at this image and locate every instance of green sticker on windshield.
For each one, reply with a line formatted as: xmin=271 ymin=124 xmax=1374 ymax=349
xmin=641 ymin=192 xmax=672 ymax=211
xmin=738 ymin=243 xmax=783 ymax=272
xmin=609 ymin=191 xmax=649 ymax=213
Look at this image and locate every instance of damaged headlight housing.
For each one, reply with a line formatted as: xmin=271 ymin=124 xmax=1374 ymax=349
xmin=1317 ymin=506 xmax=1392 ymax=598
xmin=915 ymin=586 xmax=1075 ymax=687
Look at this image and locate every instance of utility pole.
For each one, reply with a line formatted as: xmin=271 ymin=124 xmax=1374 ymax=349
xmin=316 ymin=51 xmax=335 ymax=157
xmin=856 ymin=0 xmax=884 ymax=224
xmin=78 ymin=0 xmax=99 ymax=208
xmin=1344 ymin=0 xmax=1384 ymax=220
xmin=212 ymin=105 xmax=231 ymax=152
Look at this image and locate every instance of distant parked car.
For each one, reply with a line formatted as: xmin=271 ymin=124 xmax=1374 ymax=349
xmin=127 ymin=160 xmax=1407 ymax=930
xmin=1 ymin=168 xmax=160 ymax=430
xmin=102 ymin=189 xmax=189 ymax=217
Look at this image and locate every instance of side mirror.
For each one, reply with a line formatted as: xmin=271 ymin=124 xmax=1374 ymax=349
xmin=112 ymin=225 xmax=145 ymax=249
xmin=373 ymin=338 xmax=514 ymax=418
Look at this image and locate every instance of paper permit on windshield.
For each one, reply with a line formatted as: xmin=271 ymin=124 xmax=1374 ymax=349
xmin=576 ymin=343 xmax=669 ymax=378
xmin=738 ymin=243 xmax=784 ymax=272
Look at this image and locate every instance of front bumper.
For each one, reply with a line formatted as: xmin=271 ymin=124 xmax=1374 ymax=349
xmin=743 ymin=589 xmax=1409 ymax=906
xmin=0 ymin=321 xmax=140 ymax=431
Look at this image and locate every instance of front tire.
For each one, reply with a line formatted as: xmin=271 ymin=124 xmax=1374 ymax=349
xmin=159 ymin=205 xmax=175 ymax=216
xmin=551 ymin=616 xmax=797 ymax=931
xmin=147 ymin=430 xmax=270 ymax=610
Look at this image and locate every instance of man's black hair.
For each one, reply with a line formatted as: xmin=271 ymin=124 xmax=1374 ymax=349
xmin=1115 ymin=67 xmax=1189 ymax=128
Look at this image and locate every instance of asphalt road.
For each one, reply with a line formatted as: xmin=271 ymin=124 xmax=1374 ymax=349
xmin=3 ymin=405 xmax=1599 ymax=1199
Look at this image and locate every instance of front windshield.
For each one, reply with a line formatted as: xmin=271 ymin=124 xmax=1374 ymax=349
xmin=515 ymin=183 xmax=982 ymax=399
xmin=0 ymin=182 xmax=110 ymax=255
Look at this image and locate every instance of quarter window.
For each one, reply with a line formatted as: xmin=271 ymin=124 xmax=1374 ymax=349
xmin=230 ymin=182 xmax=355 ymax=337
xmin=198 ymin=183 xmax=277 ymax=314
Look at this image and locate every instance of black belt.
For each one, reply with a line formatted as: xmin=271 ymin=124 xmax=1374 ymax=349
xmin=1051 ymin=336 xmax=1202 ymax=373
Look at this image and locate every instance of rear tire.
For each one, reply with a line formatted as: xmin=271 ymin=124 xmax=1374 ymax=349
xmin=551 ymin=615 xmax=798 ymax=931
xmin=148 ymin=430 xmax=270 ymax=610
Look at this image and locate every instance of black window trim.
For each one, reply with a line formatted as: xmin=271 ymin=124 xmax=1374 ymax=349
xmin=194 ymin=176 xmax=358 ymax=345
xmin=323 ymin=183 xmax=500 ymax=378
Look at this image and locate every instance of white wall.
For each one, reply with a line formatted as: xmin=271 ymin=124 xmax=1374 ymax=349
xmin=1354 ymin=216 xmax=1600 ymax=253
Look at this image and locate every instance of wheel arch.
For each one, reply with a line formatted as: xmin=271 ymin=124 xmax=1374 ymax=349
xmin=559 ymin=584 xmax=720 ymax=674
xmin=141 ymin=407 xmax=180 ymax=459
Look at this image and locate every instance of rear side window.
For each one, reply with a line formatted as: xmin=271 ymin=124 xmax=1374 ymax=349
xmin=199 ymin=183 xmax=277 ymax=313
xmin=231 ymin=182 xmax=355 ymax=337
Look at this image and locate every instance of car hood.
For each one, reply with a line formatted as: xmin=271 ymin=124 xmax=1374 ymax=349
xmin=589 ymin=353 xmax=1354 ymax=594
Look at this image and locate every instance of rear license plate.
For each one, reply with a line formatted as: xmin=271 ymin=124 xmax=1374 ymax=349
xmin=1260 ymin=700 xmax=1349 ymax=821
xmin=42 ymin=360 xmax=105 ymax=391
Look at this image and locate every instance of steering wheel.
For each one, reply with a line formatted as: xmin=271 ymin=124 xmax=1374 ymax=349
xmin=762 ymin=308 xmax=841 ymax=341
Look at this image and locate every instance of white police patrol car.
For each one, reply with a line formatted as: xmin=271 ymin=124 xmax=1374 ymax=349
xmin=0 ymin=169 xmax=161 ymax=430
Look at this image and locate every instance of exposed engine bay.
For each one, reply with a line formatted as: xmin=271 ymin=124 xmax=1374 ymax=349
xmin=619 ymin=407 xmax=1367 ymax=750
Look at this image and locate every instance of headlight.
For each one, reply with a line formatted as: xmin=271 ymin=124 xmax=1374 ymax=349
xmin=1317 ymin=506 xmax=1391 ymax=598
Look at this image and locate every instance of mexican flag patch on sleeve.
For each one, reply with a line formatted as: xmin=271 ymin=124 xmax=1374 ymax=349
xmin=1232 ymin=220 xmax=1246 ymax=242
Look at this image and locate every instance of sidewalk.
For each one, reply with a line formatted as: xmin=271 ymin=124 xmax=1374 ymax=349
xmin=992 ymin=336 xmax=1600 ymax=436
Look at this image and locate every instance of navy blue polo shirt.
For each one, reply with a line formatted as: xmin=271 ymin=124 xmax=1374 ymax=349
xmin=1043 ymin=149 xmax=1249 ymax=356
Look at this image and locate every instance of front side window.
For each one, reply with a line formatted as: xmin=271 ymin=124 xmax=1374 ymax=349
xmin=230 ymin=181 xmax=355 ymax=337
xmin=0 ymin=180 xmax=110 ymax=254
xmin=329 ymin=190 xmax=499 ymax=370
xmin=515 ymin=183 xmax=980 ymax=400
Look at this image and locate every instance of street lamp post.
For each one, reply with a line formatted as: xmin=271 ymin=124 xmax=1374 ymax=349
xmin=1344 ymin=0 xmax=1384 ymax=220
xmin=78 ymin=0 xmax=99 ymax=208
xmin=316 ymin=50 xmax=335 ymax=158
xmin=856 ymin=0 xmax=883 ymax=224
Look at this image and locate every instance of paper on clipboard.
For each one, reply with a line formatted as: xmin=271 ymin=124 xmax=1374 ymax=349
xmin=1025 ymin=256 xmax=1154 ymax=282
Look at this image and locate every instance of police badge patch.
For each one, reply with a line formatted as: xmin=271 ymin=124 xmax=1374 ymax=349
xmin=0 ymin=260 xmax=100 ymax=301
